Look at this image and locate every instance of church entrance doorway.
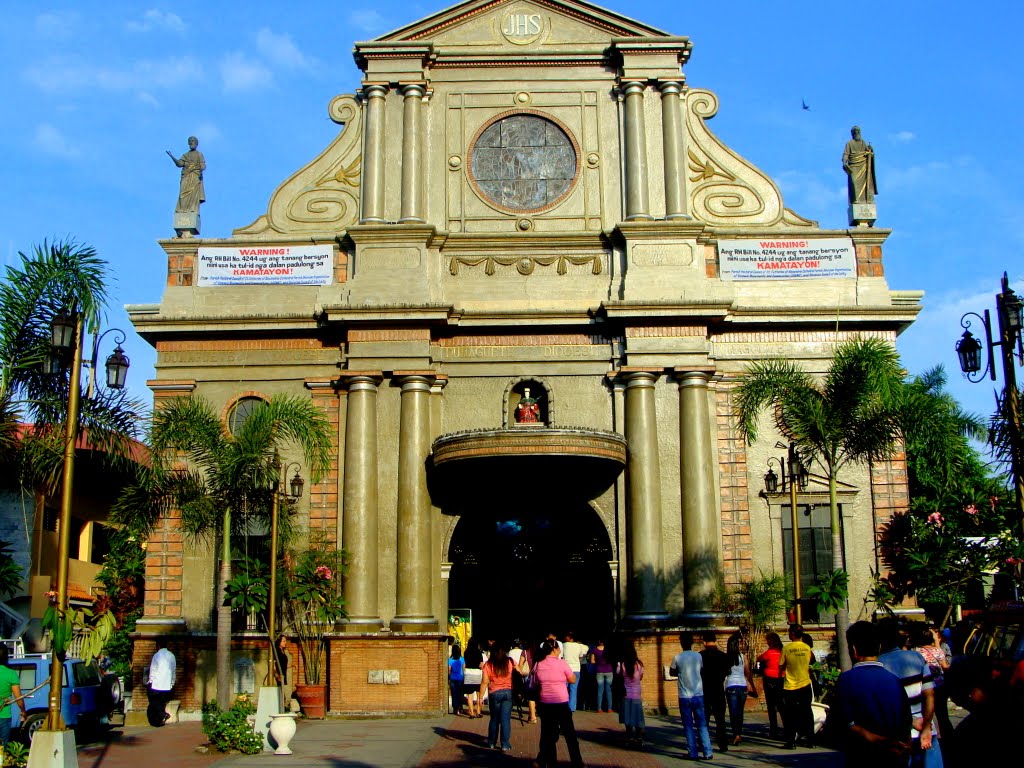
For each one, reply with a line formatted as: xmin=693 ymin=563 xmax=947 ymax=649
xmin=447 ymin=502 xmax=614 ymax=646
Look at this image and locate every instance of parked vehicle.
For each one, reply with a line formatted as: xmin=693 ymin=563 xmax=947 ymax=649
xmin=959 ymin=603 xmax=1024 ymax=680
xmin=7 ymin=655 xmax=123 ymax=743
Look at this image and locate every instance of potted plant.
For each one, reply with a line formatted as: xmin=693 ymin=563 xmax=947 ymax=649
xmin=280 ymin=531 xmax=346 ymax=718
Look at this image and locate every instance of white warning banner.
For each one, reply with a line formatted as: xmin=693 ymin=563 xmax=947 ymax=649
xmin=197 ymin=245 xmax=333 ymax=286
xmin=718 ymin=238 xmax=856 ymax=281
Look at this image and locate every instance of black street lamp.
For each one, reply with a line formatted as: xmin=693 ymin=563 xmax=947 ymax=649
xmin=956 ymin=272 xmax=1024 ymax=539
xmin=763 ymin=442 xmax=809 ymax=623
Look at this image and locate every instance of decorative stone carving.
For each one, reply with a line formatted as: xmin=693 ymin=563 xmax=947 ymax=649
xmin=234 ymin=95 xmax=362 ymax=237
xmin=449 ymin=254 xmax=603 ymax=276
xmin=685 ymin=89 xmax=815 ymax=228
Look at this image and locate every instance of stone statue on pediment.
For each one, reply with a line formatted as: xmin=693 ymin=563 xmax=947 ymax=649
xmin=167 ymin=136 xmax=205 ymax=236
xmin=842 ymin=126 xmax=876 ymax=205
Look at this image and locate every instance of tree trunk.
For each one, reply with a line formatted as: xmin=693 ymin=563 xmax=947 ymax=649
xmin=216 ymin=507 xmax=232 ymax=709
xmin=829 ymin=473 xmax=852 ymax=671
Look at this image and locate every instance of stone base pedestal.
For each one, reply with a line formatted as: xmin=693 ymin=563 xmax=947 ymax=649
xmin=174 ymin=211 xmax=200 ymax=237
xmin=255 ymin=686 xmax=281 ymax=752
xmin=848 ymin=202 xmax=876 ymax=227
xmin=28 ymin=729 xmax=78 ymax=768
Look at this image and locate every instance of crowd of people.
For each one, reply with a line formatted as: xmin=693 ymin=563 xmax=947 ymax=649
xmin=445 ymin=620 xmax=1023 ymax=767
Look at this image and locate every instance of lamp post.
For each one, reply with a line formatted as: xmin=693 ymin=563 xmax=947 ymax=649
xmin=764 ymin=442 xmax=810 ymax=624
xmin=956 ymin=271 xmax=1024 ymax=539
xmin=43 ymin=313 xmax=130 ymax=732
xmin=267 ymin=459 xmax=303 ymax=696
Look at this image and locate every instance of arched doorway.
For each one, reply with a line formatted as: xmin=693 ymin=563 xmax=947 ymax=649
xmin=447 ymin=501 xmax=614 ymax=645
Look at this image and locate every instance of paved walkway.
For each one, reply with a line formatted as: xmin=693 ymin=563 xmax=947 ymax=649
xmin=75 ymin=711 xmax=839 ymax=768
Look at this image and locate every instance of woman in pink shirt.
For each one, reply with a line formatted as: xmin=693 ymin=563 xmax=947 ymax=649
xmin=533 ymin=639 xmax=584 ymax=768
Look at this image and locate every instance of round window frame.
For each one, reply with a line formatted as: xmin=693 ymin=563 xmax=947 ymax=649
xmin=227 ymin=395 xmax=265 ymax=436
xmin=467 ymin=110 xmax=582 ymax=215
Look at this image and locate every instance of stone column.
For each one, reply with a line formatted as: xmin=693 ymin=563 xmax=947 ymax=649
xmin=622 ymin=82 xmax=652 ymax=221
xmin=359 ymin=84 xmax=388 ymax=223
xmin=677 ymin=372 xmax=722 ymax=617
xmin=622 ymin=371 xmax=668 ymax=622
xmin=393 ymin=373 xmax=438 ymax=631
xmin=399 ymin=84 xmax=426 ymax=223
xmin=339 ymin=373 xmax=383 ymax=630
xmin=659 ymin=81 xmax=688 ymax=220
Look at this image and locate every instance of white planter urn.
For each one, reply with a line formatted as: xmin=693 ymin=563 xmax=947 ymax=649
xmin=269 ymin=712 xmax=298 ymax=755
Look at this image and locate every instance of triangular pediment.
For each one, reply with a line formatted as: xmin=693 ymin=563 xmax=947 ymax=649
xmin=373 ymin=0 xmax=673 ymax=47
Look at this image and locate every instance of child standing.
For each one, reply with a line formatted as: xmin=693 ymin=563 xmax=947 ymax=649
xmin=448 ymin=645 xmax=465 ymax=715
xmin=617 ymin=642 xmax=645 ymax=748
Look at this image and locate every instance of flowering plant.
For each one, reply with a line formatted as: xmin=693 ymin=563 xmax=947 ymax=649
xmin=280 ymin=530 xmax=347 ymax=685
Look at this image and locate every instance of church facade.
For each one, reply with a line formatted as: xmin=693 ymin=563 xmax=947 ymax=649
xmin=129 ymin=0 xmax=920 ymax=716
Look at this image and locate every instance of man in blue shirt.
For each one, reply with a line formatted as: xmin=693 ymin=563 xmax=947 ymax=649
xmin=835 ymin=621 xmax=911 ymax=767
xmin=670 ymin=632 xmax=712 ymax=761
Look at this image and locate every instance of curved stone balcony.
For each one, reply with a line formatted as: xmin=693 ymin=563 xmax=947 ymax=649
xmin=430 ymin=427 xmax=627 ymax=505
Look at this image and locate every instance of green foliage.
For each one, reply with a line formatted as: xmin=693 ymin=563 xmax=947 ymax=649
xmin=92 ymin=526 xmax=146 ymax=677
xmin=281 ymin=529 xmax=347 ymax=685
xmin=0 ymin=540 xmax=24 ymax=599
xmin=811 ymin=656 xmax=841 ymax=705
xmin=806 ymin=569 xmax=850 ymax=614
xmin=733 ymin=572 xmax=789 ymax=633
xmin=0 ymin=240 xmax=145 ymax=495
xmin=734 ymin=337 xmax=907 ymax=669
xmin=201 ymin=694 xmax=263 ymax=754
xmin=881 ymin=366 xmax=1019 ymax=622
xmin=223 ymin=554 xmax=269 ymax=615
xmin=3 ymin=739 xmax=29 ymax=767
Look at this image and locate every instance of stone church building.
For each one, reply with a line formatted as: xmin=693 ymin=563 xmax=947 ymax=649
xmin=128 ymin=0 xmax=920 ymax=715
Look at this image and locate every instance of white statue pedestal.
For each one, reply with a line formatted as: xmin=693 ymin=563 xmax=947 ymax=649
xmin=174 ymin=211 xmax=200 ymax=237
xmin=848 ymin=202 xmax=876 ymax=227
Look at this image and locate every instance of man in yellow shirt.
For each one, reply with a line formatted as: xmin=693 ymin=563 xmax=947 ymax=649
xmin=779 ymin=623 xmax=814 ymax=749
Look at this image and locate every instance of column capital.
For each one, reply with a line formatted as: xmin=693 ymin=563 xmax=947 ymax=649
xmin=334 ymin=371 xmax=384 ymax=391
xmin=399 ymin=82 xmax=427 ymax=98
xmin=359 ymin=83 xmax=389 ymax=100
xmin=612 ymin=368 xmax=664 ymax=386
xmin=657 ymin=80 xmax=685 ymax=95
xmin=673 ymin=368 xmax=716 ymax=387
xmin=619 ymin=80 xmax=648 ymax=97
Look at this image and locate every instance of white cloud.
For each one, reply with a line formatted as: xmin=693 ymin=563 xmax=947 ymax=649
xmin=890 ymin=130 xmax=916 ymax=144
xmin=349 ymin=9 xmax=388 ymax=34
xmin=125 ymin=9 xmax=186 ymax=34
xmin=32 ymin=123 xmax=79 ymax=158
xmin=256 ymin=28 xmax=315 ymax=71
xmin=884 ymin=160 xmax=952 ymax=191
xmin=775 ymin=169 xmax=846 ymax=213
xmin=192 ymin=122 xmax=222 ymax=144
xmin=35 ymin=11 xmax=78 ymax=39
xmin=220 ymin=52 xmax=273 ymax=91
xmin=25 ymin=56 xmax=203 ymax=93
xmin=137 ymin=91 xmax=161 ymax=108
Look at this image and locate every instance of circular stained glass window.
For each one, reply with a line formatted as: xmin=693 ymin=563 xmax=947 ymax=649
xmin=470 ymin=112 xmax=578 ymax=212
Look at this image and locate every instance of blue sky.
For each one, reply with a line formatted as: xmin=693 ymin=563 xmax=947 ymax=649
xmin=2 ymin=1 xmax=1022 ymax=422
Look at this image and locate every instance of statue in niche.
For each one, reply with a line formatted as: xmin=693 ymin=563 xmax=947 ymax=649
xmin=514 ymin=387 xmax=541 ymax=424
xmin=842 ymin=126 xmax=876 ymax=205
xmin=167 ymin=136 xmax=206 ymax=236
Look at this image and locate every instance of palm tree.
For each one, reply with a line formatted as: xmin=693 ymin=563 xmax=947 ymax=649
xmin=114 ymin=394 xmax=332 ymax=708
xmin=734 ymin=337 xmax=905 ymax=670
xmin=0 ymin=240 xmax=144 ymax=486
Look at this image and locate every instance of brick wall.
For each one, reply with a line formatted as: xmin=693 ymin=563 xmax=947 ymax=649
xmin=715 ymin=387 xmax=752 ymax=588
